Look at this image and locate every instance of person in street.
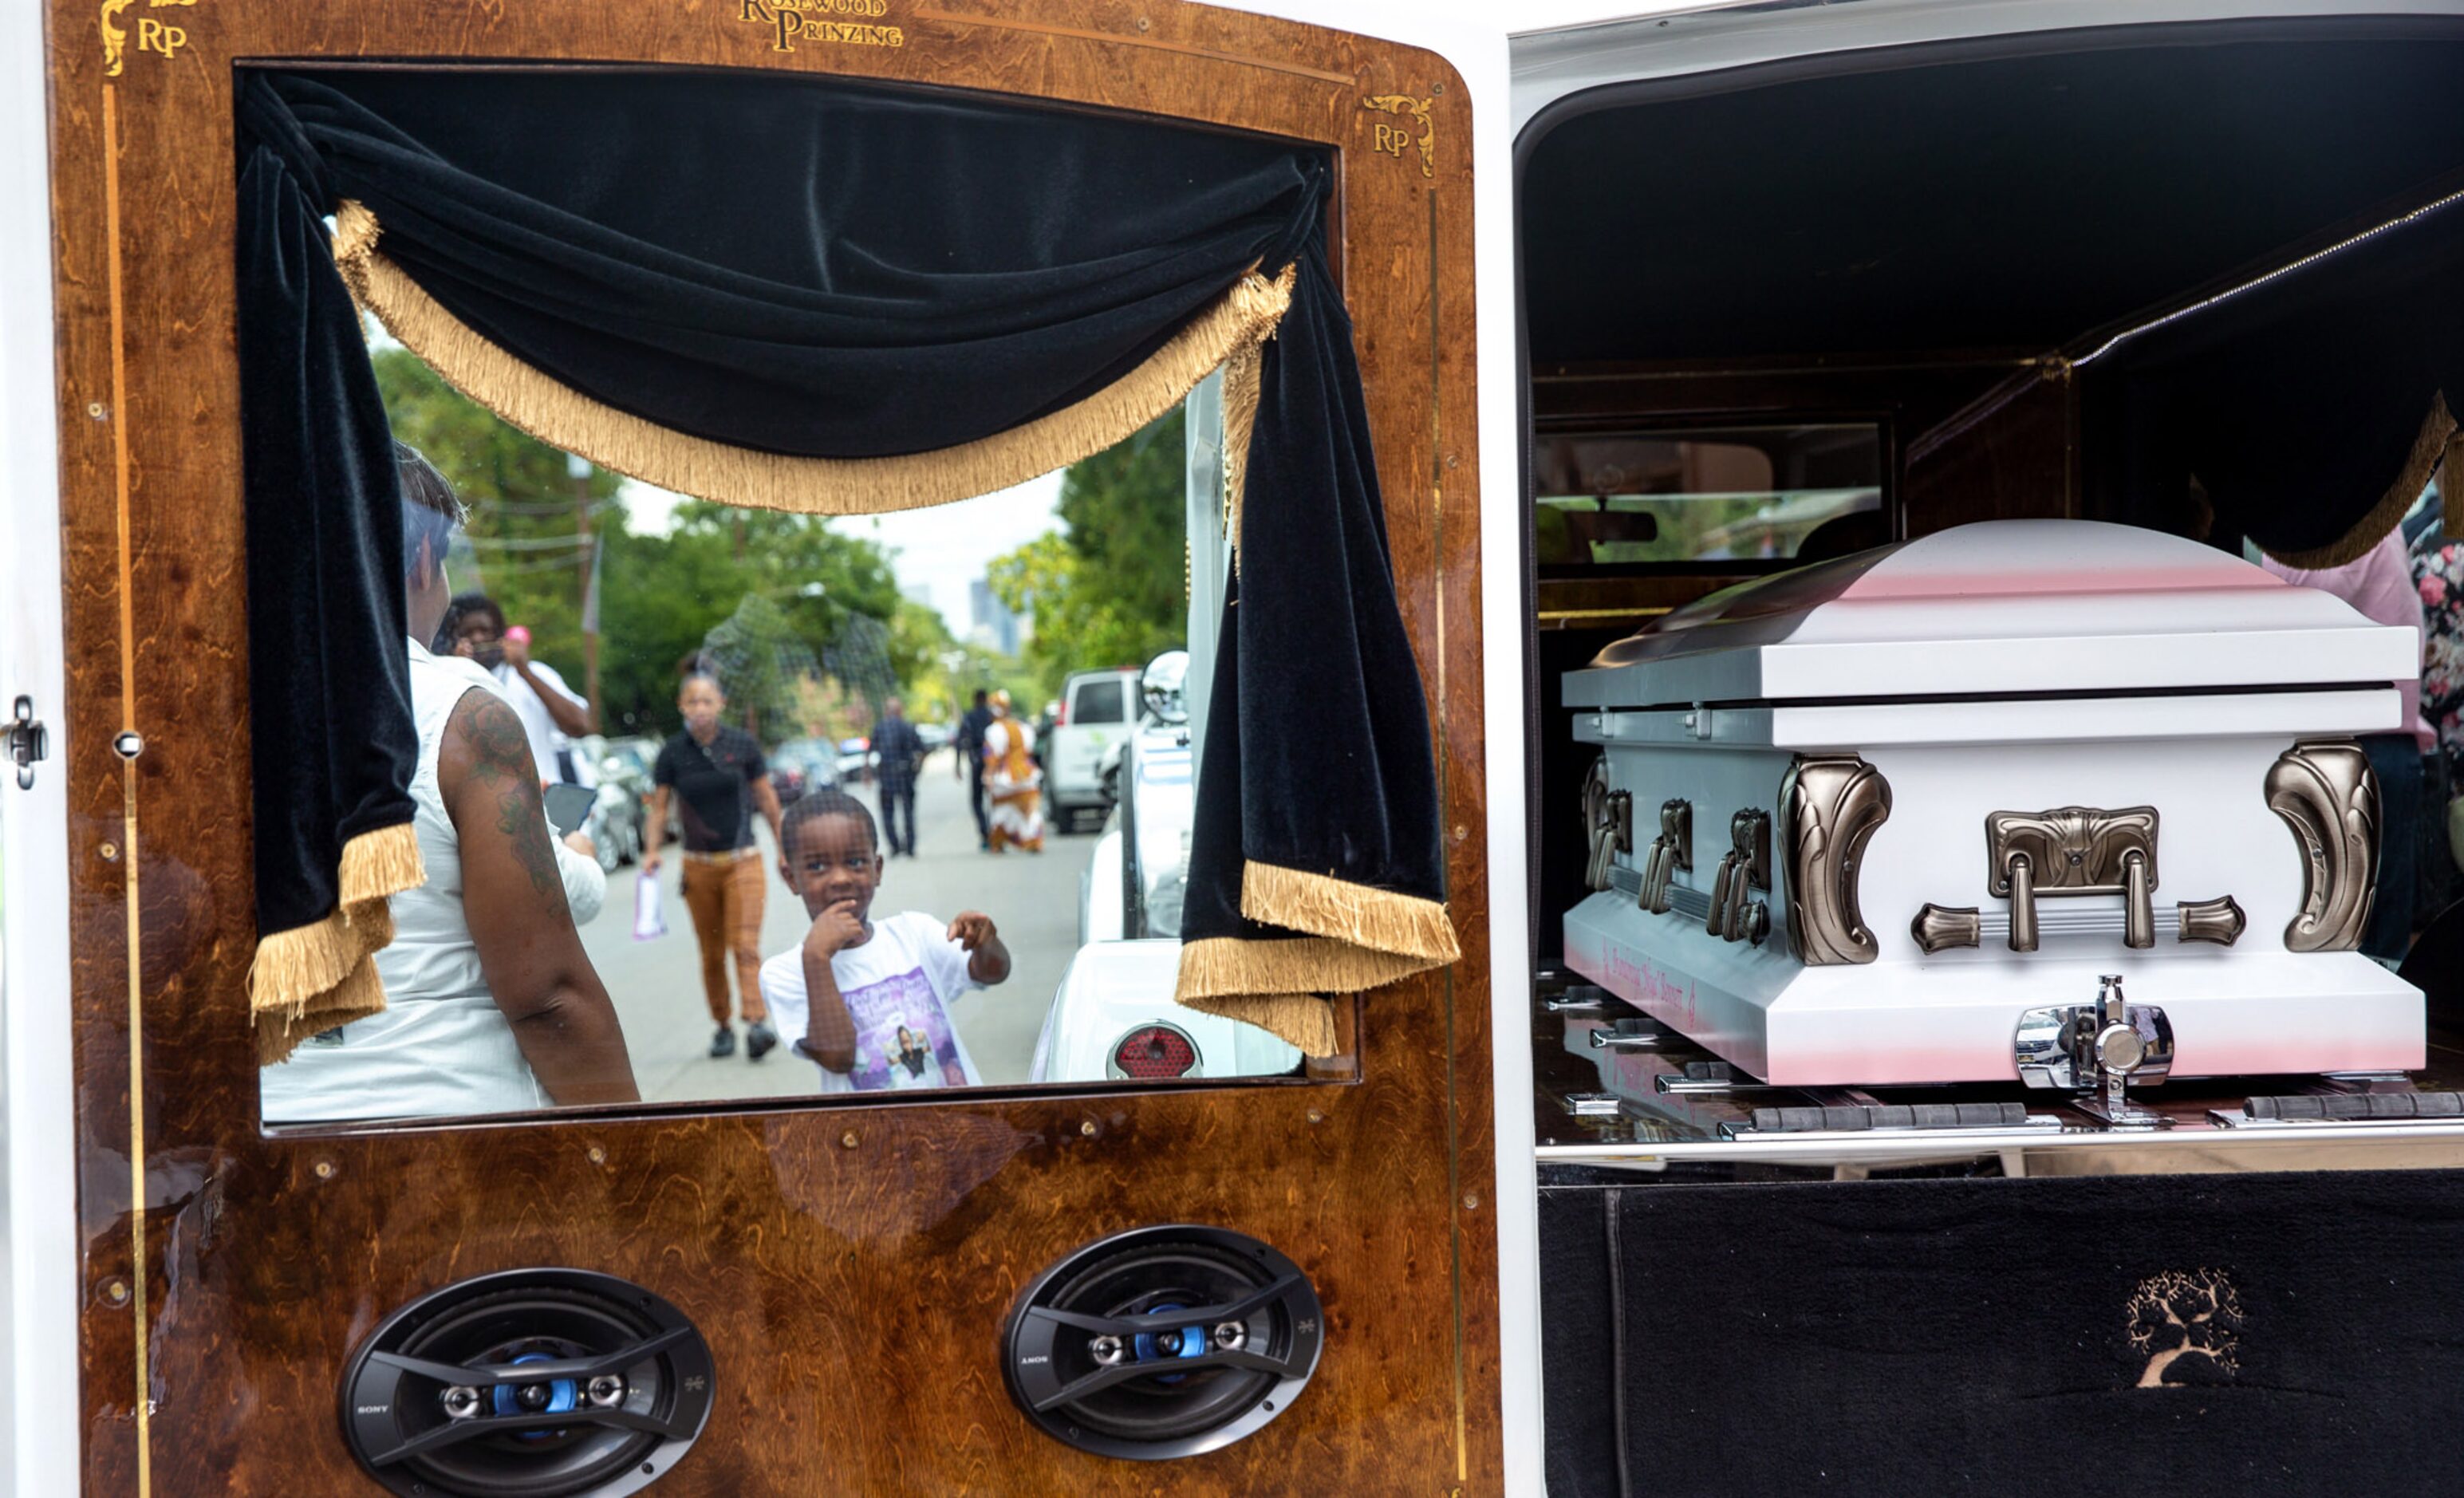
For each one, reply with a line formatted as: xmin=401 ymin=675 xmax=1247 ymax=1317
xmin=263 ymin=443 xmax=637 ymax=1122
xmin=444 ymin=593 xmax=597 ymax=787
xmin=871 ymin=695 xmax=925 ymax=857
xmin=759 ymin=786 xmax=1011 ymax=1094
xmin=955 ymin=688 xmax=994 ymax=850
xmin=643 ymin=669 xmax=787 ymax=1061
xmin=983 ymin=688 xmax=1046 ymax=853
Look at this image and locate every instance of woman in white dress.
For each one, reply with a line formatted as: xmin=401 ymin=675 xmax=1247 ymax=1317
xmin=262 ymin=445 xmax=637 ymax=1123
xmin=981 ymin=689 xmax=1045 ymax=853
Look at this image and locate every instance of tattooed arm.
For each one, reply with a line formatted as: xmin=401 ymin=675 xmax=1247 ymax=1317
xmin=439 ymin=689 xmax=639 ymax=1106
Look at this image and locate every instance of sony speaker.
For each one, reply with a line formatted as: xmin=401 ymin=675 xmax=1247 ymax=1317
xmin=339 ymin=1267 xmax=716 ymax=1498
xmin=1003 ymin=1224 xmax=1324 ymax=1461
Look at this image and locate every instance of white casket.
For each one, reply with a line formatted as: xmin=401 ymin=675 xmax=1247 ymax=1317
xmin=1560 ymin=519 xmax=2424 ymax=1092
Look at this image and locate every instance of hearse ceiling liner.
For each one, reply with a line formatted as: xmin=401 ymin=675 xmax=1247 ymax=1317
xmin=236 ymin=66 xmax=1457 ymax=1060
xmin=1520 ymin=31 xmax=2464 ymax=366
xmin=1521 ymin=26 xmax=2464 ymax=566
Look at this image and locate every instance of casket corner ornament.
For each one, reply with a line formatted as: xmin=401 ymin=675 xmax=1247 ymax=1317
xmin=1780 ymin=754 xmax=1893 ymax=965
xmin=2265 ymin=739 xmax=2379 ymax=952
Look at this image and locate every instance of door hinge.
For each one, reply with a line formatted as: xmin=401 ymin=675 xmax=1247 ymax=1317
xmin=7 ymin=696 xmax=47 ymax=790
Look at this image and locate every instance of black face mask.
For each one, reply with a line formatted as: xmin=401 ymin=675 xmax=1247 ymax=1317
xmin=471 ymin=643 xmax=506 ymax=671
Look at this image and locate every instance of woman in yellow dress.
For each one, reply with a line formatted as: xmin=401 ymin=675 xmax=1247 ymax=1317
xmin=981 ymin=690 xmax=1045 ymax=853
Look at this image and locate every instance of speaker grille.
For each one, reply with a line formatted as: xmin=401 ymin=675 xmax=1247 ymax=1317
xmin=1005 ymin=1225 xmax=1323 ymax=1461
xmin=341 ymin=1269 xmax=715 ymax=1498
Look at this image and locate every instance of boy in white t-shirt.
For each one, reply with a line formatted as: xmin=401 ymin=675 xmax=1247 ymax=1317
xmin=759 ymin=788 xmax=1011 ymax=1093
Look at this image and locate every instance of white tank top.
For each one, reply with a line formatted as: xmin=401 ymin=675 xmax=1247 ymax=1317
xmin=261 ymin=640 xmax=550 ymax=1122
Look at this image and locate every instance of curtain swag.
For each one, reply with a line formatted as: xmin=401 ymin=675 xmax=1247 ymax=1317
xmin=241 ymin=68 xmax=1459 ymax=1063
xmin=2257 ymin=391 xmax=2458 ymax=569
xmin=332 ymin=199 xmax=1299 ymax=524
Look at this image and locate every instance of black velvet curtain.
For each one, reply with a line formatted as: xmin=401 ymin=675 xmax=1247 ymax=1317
xmin=2084 ymin=196 xmax=2464 ymax=562
xmin=236 ymin=65 xmax=1453 ymax=1055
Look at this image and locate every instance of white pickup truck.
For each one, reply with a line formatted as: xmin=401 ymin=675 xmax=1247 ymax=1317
xmin=1040 ymin=665 xmax=1141 ymax=833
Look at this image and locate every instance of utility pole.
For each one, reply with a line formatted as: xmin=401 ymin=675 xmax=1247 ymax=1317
xmin=568 ymin=453 xmax=601 ymax=724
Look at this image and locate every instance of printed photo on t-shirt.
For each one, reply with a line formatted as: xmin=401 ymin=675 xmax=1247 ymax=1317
xmin=841 ymin=968 xmax=967 ymax=1090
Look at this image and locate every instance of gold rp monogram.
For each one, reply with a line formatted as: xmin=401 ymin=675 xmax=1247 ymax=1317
xmin=2125 ymin=1268 xmax=2244 ymax=1387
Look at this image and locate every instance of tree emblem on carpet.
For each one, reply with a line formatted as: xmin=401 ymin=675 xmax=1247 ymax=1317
xmin=2125 ymin=1268 xmax=2245 ymax=1387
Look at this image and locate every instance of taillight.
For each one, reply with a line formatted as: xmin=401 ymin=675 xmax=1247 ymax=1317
xmin=1108 ymin=1023 xmax=1199 ymax=1080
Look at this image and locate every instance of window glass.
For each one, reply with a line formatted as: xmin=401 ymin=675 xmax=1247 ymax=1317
xmin=257 ymin=329 xmax=1305 ymax=1128
xmin=1072 ymin=678 xmax=1126 ymax=725
xmin=1532 ymin=424 xmax=1883 ymax=568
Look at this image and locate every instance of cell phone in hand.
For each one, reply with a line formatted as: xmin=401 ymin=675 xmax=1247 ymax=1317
xmin=542 ymin=782 xmax=596 ymax=838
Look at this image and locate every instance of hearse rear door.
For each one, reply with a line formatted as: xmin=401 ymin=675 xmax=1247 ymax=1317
xmin=30 ymin=1 xmax=1536 ymax=1494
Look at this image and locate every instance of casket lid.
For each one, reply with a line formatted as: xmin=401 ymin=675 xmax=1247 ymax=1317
xmin=1563 ymin=520 xmax=2418 ymax=708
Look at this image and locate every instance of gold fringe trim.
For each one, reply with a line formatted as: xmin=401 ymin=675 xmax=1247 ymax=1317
xmin=1240 ymin=861 xmax=1462 ymax=964
xmin=248 ymin=822 xmax=424 ymax=1065
xmin=1222 ymin=335 xmax=1267 ymax=557
xmin=256 ymin=951 xmax=389 ymax=1067
xmin=2262 ymin=391 xmax=2457 ymax=568
xmin=1178 ymin=991 xmax=1338 ymax=1058
xmin=337 ymin=818 xmax=424 ymax=910
xmin=333 ymin=199 xmax=1297 ymax=517
xmin=1174 ymin=932 xmax=1441 ymax=1000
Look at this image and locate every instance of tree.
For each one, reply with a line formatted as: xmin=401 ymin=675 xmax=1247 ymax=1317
xmin=988 ymin=408 xmax=1188 ymax=700
xmin=2125 ymin=1268 xmax=2245 ymax=1387
xmin=374 ymin=343 xmax=915 ymax=742
xmin=373 ymin=345 xmax=621 ymax=687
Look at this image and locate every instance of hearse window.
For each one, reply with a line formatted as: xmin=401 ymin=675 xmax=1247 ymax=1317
xmin=1532 ymin=424 xmax=1882 ymax=570
xmin=1071 ymin=678 xmax=1126 ymax=724
xmin=254 ymin=341 xmax=1305 ymax=1126
xmin=239 ymin=65 xmax=1453 ymax=1131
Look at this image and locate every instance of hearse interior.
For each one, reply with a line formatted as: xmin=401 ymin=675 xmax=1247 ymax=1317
xmin=1518 ymin=18 xmax=2464 ymax=1496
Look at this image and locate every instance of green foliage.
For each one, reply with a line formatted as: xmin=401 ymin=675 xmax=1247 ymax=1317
xmin=374 ymin=347 xmax=621 ymax=673
xmin=373 ymin=345 xmax=917 ymax=739
xmin=988 ymin=408 xmax=1187 ymax=700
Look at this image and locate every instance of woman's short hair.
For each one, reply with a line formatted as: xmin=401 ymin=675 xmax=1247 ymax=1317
xmin=396 ymin=441 xmax=465 ymax=581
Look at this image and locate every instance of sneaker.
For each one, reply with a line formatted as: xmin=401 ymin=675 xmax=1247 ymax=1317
xmin=745 ymin=1020 xmax=779 ymax=1061
xmin=708 ymin=1026 xmax=736 ymax=1059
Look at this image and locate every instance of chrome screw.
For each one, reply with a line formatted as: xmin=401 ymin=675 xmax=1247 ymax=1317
xmin=1089 ymin=1334 xmax=1125 ymax=1366
xmin=1212 ymin=1320 xmax=1246 ymax=1350
xmin=586 ymin=1374 xmax=625 ymax=1407
xmin=440 ymin=1386 xmax=481 ymax=1420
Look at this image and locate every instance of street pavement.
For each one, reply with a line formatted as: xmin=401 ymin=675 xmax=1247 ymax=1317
xmin=578 ymin=747 xmax=1099 ymax=1103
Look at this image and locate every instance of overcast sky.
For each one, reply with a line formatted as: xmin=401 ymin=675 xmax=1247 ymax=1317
xmin=620 ymin=470 xmax=1068 ymax=633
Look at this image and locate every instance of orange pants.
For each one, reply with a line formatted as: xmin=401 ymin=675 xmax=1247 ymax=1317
xmin=680 ymin=851 xmax=767 ymax=1025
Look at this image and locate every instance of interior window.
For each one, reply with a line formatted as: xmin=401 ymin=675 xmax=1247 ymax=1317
xmin=1532 ymin=424 xmax=1883 ymax=569
xmin=256 ymin=333 xmax=1303 ymax=1126
xmin=1071 ymin=678 xmax=1126 ymax=725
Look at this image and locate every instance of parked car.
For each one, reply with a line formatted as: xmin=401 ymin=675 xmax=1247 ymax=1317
xmin=836 ymin=735 xmax=874 ymax=784
xmin=769 ymin=735 xmax=841 ymax=803
xmin=1043 ymin=665 xmax=1142 ymax=833
xmin=1031 ymin=649 xmax=1302 ymax=1084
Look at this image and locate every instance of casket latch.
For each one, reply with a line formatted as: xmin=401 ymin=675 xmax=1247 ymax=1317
xmin=2013 ymin=974 xmax=2174 ymax=1127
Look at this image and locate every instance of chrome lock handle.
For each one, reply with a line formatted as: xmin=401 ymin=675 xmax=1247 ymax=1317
xmin=2005 ymin=852 xmax=2037 ymax=953
xmin=2122 ymin=851 xmax=2155 ymax=950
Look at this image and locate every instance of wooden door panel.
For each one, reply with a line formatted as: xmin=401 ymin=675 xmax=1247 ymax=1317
xmin=45 ymin=2 xmax=1492 ymax=1492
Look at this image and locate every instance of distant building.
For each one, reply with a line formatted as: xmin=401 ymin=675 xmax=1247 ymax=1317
xmin=969 ymin=576 xmax=1022 ymax=656
xmin=900 ymin=581 xmax=935 ymax=613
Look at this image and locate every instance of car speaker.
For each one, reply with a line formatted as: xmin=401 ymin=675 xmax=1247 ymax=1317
xmin=339 ymin=1267 xmax=716 ymax=1498
xmin=1003 ymin=1224 xmax=1323 ymax=1461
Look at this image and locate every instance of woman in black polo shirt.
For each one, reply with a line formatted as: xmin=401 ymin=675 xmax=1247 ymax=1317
xmin=642 ymin=670 xmax=787 ymax=1060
